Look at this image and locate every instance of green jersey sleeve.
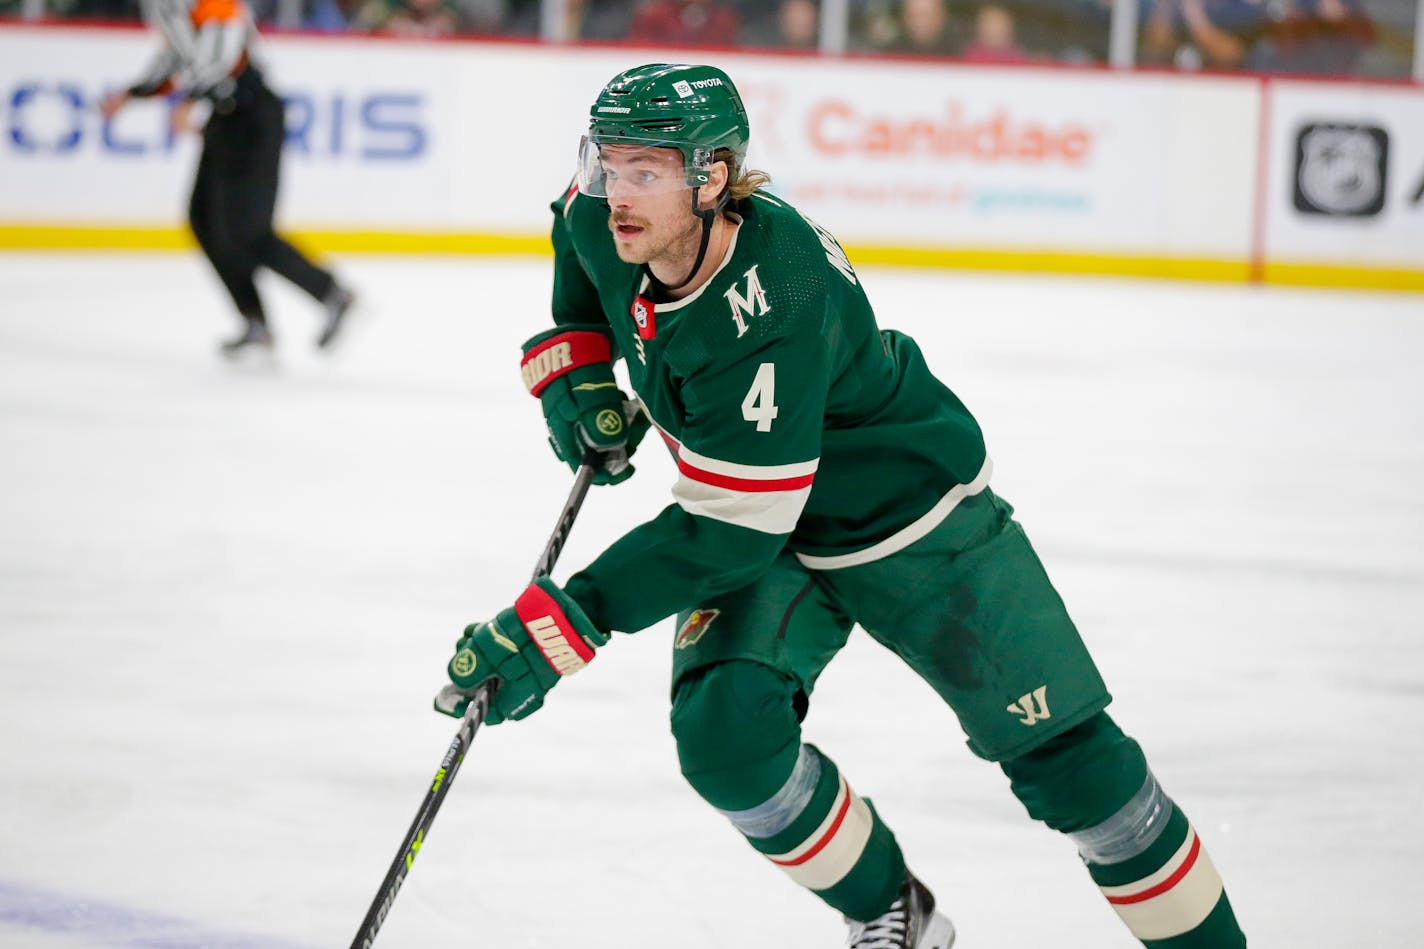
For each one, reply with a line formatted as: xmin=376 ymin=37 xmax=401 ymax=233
xmin=550 ymin=182 xmax=607 ymax=329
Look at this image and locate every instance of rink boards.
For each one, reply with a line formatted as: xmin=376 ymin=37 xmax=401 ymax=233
xmin=0 ymin=23 xmax=1420 ymax=290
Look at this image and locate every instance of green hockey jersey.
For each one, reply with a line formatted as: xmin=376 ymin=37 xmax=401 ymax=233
xmin=549 ymin=182 xmax=990 ymax=636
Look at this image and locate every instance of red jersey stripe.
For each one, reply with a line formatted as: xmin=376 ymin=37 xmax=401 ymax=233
xmin=676 ymin=458 xmax=816 ymax=493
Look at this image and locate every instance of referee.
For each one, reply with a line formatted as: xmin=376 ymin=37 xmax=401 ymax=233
xmin=101 ymin=0 xmax=354 ymax=357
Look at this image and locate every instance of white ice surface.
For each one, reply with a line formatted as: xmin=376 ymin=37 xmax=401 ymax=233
xmin=1 ymin=253 xmax=1421 ymax=948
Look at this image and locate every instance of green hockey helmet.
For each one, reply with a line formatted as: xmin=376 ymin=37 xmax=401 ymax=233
xmin=578 ymin=63 xmax=749 ymax=198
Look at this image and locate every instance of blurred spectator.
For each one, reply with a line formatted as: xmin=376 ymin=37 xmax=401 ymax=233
xmin=1062 ymin=0 xmax=1113 ymax=61
xmin=778 ymin=0 xmax=821 ymax=47
xmin=506 ymin=0 xmax=634 ymax=39
xmin=453 ymin=0 xmax=507 ymax=31
xmin=850 ymin=0 xmax=901 ymax=50
xmin=301 ymin=0 xmax=390 ymax=31
xmin=1142 ymin=0 xmax=1271 ymax=69
xmin=380 ymin=0 xmax=459 ymax=34
xmin=743 ymin=0 xmax=820 ymax=48
xmin=962 ymin=3 xmax=1031 ymax=60
xmin=884 ymin=0 xmax=961 ymax=55
xmin=35 ymin=0 xmax=141 ymax=17
xmin=566 ymin=0 xmax=637 ymax=39
xmin=627 ymin=0 xmax=741 ymax=47
xmin=1248 ymin=0 xmax=1377 ymax=73
xmin=1007 ymin=0 xmax=1112 ymax=62
xmin=302 ymin=0 xmax=348 ymax=29
xmin=64 ymin=0 xmax=141 ymax=17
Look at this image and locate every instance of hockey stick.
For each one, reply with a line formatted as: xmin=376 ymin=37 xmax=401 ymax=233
xmin=349 ymin=459 xmax=598 ymax=949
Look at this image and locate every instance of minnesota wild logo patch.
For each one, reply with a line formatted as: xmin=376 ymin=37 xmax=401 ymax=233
xmin=675 ymin=608 xmax=720 ymax=650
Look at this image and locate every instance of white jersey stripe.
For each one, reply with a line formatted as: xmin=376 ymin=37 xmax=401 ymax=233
xmin=795 ymin=456 xmax=993 ymax=570
xmin=676 ymin=443 xmax=819 ymax=482
xmin=673 ymin=478 xmax=810 ymax=535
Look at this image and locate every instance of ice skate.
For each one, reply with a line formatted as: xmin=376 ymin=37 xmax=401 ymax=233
xmin=316 ymin=285 xmax=354 ymax=349
xmin=845 ymin=873 xmax=955 ymax=949
xmin=219 ymin=320 xmax=273 ymax=358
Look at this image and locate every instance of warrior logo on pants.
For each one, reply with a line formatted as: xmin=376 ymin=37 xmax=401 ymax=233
xmin=1007 ymin=685 xmax=1051 ymax=725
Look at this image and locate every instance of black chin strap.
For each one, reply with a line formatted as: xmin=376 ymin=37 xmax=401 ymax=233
xmin=645 ymin=186 xmax=728 ymax=295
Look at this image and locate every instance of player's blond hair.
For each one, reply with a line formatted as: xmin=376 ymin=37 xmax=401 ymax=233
xmin=715 ymin=147 xmax=771 ymax=202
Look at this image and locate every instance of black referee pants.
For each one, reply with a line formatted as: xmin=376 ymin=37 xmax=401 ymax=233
xmin=188 ymin=85 xmax=334 ymax=325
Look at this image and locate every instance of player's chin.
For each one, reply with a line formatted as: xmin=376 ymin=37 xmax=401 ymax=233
xmin=612 ymin=241 xmax=649 ymax=264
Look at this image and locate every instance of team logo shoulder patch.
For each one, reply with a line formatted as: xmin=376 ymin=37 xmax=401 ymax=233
xmin=675 ymin=608 xmax=721 ymax=649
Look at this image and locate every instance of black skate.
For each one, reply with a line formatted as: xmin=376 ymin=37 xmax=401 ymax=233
xmin=845 ymin=873 xmax=955 ymax=949
xmin=219 ymin=321 xmax=274 ymax=358
xmin=316 ymin=285 xmax=355 ymax=349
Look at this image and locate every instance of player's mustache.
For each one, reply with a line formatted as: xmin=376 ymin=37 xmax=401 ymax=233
xmin=610 ymin=213 xmax=648 ymax=229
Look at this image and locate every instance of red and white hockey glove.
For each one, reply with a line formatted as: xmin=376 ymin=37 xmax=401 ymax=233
xmin=434 ymin=578 xmax=609 ymax=725
xmin=521 ymin=325 xmax=648 ymax=485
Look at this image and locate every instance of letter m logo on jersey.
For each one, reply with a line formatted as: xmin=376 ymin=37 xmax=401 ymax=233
xmin=725 ymin=265 xmax=771 ymax=339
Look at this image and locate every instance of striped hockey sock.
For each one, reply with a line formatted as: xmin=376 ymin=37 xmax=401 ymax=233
xmin=1076 ymin=775 xmax=1246 ymax=947
xmin=719 ymin=744 xmax=906 ymax=922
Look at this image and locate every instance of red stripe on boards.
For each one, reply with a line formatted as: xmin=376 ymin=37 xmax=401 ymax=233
xmin=1106 ymin=834 xmax=1202 ymax=906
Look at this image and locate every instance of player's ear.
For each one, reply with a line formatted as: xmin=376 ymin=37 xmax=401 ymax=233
xmin=698 ymin=160 xmax=730 ymax=210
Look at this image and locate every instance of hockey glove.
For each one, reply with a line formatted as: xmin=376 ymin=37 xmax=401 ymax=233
xmin=433 ymin=578 xmax=609 ymax=725
xmin=521 ymin=326 xmax=648 ymax=486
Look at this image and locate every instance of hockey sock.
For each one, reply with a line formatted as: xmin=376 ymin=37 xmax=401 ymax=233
xmin=672 ymin=661 xmax=904 ymax=921
xmin=1002 ymin=713 xmax=1246 ymax=947
xmin=736 ymin=745 xmax=905 ymax=922
xmin=1083 ymin=802 xmax=1246 ymax=947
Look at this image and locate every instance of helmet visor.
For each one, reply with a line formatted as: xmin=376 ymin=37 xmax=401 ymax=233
xmin=577 ymin=135 xmax=705 ymax=198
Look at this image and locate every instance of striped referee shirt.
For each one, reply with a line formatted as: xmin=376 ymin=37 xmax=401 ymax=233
xmin=129 ymin=0 xmax=258 ymax=101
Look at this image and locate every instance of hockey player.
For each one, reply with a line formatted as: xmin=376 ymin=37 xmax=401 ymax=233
xmin=100 ymin=0 xmax=354 ymax=356
xmin=435 ymin=64 xmax=1248 ymax=948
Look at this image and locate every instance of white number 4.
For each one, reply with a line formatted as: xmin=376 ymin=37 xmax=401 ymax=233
xmin=741 ymin=362 xmax=779 ymax=432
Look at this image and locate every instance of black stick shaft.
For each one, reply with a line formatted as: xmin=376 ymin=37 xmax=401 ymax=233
xmin=349 ymin=461 xmax=597 ymax=949
xmin=530 ymin=459 xmax=597 ymax=584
